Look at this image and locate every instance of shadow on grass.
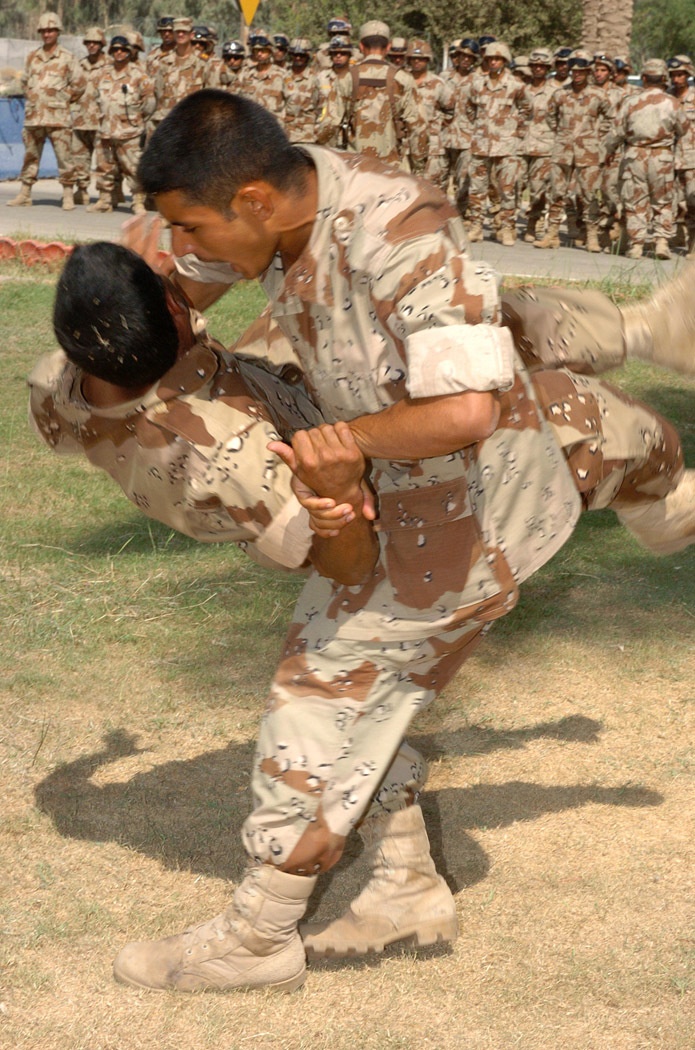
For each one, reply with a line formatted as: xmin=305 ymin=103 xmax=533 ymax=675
xmin=34 ymin=723 xmax=662 ymax=919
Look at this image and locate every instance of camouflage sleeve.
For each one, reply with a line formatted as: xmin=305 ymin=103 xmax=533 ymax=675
xmin=69 ymin=57 xmax=87 ymax=104
xmin=315 ymin=74 xmax=349 ymax=145
xmin=396 ymin=71 xmax=428 ymax=167
xmin=27 ymin=350 xmax=89 ymax=455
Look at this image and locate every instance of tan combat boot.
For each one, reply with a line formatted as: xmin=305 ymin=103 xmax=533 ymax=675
xmin=7 ymin=183 xmax=32 ymax=207
xmin=626 ymin=243 xmax=643 ymax=259
xmin=622 ymin=261 xmax=695 ymax=373
xmin=131 ymin=193 xmax=147 ymax=215
xmin=86 ymin=193 xmax=113 ymax=213
xmin=113 ymin=865 xmax=316 ymax=992
xmin=616 ymin=470 xmax=695 ymax=555
xmin=534 ymin=223 xmax=560 ymax=249
xmin=73 ymin=186 xmax=88 ymax=206
xmin=585 ymin=225 xmax=601 ymax=252
xmin=523 ymin=218 xmax=538 ymax=243
xmin=499 ymin=225 xmax=516 ymax=246
xmin=654 ymin=237 xmax=672 ymax=260
xmin=61 ymin=186 xmax=75 ymax=211
xmin=467 ymin=223 xmax=484 ymax=242
xmin=301 ymin=805 xmax=458 ymax=958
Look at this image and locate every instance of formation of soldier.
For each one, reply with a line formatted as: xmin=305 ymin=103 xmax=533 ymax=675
xmin=8 ymin=14 xmax=695 ymax=258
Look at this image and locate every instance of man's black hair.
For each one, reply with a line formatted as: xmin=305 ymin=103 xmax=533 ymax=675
xmin=53 ymin=243 xmax=178 ymax=387
xmin=137 ymin=89 xmax=312 ymax=213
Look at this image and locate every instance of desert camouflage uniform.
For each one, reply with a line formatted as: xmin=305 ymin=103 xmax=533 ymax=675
xmin=28 ymin=317 xmax=322 ymax=572
xmin=218 ymin=63 xmax=246 ymax=92
xmin=597 ymin=81 xmax=626 ymax=235
xmin=282 ymin=66 xmax=320 ymax=143
xmin=146 ymin=43 xmax=175 ymax=78
xmin=316 ymin=57 xmax=428 ymax=172
xmin=441 ymin=68 xmax=477 ymax=215
xmin=466 ymin=68 xmax=532 ymax=230
xmin=70 ymin=52 xmax=108 ymax=191
xmin=606 ymin=86 xmax=688 ymax=245
xmin=522 ymin=78 xmax=557 ymax=235
xmin=672 ymin=86 xmax=695 ymax=242
xmin=546 ymin=82 xmax=613 ymax=229
xmin=93 ymin=64 xmax=155 ymax=197
xmin=240 ymin=63 xmax=286 ymax=119
xmin=178 ymin=147 xmax=680 ymax=873
xmin=19 ymin=44 xmax=86 ymax=187
xmin=153 ymin=50 xmax=219 ymax=129
xmin=411 ymin=70 xmax=455 ymax=190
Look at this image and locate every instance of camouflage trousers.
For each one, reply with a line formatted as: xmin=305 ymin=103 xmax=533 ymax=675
xmin=525 ymin=155 xmax=553 ymax=226
xmin=70 ymin=128 xmax=97 ymax=189
xmin=93 ymin=135 xmax=143 ymax=194
xmin=445 ymin=146 xmax=471 ymax=217
xmin=20 ymin=125 xmax=73 ymax=186
xmin=621 ymin=147 xmax=675 ymax=244
xmin=674 ymin=167 xmax=695 ymax=232
xmin=242 ymin=372 xmax=683 ymax=875
xmin=468 ymin=154 xmax=521 ymax=227
xmin=424 ymin=152 xmax=449 ymax=193
xmin=547 ymin=161 xmax=601 ymax=227
xmin=598 ymin=152 xmax=621 ymax=229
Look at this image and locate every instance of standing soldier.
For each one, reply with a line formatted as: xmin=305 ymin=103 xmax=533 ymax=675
xmin=241 ymin=31 xmax=286 ymax=119
xmin=407 ymin=39 xmax=455 ymax=192
xmin=442 ymin=38 xmax=480 ymax=219
xmin=542 ymin=51 xmax=613 ymax=252
xmin=219 ymin=41 xmax=246 ymax=91
xmin=522 ymin=49 xmax=556 ymax=243
xmin=606 ymin=58 xmax=688 ymax=259
xmin=87 ymin=35 xmax=154 ymax=214
xmin=314 ymin=37 xmax=353 ymax=148
xmin=273 ymin=34 xmax=290 ymax=69
xmin=668 ymin=55 xmax=695 ymax=256
xmin=70 ymin=27 xmax=108 ymax=209
xmin=282 ymin=39 xmax=318 ymax=143
xmin=146 ymin=17 xmax=176 ymax=77
xmin=593 ymin=53 xmax=624 ymax=246
xmin=152 ymin=17 xmax=217 ymax=134
xmin=7 ymin=13 xmax=86 ymax=210
xmin=553 ymin=47 xmax=572 ymax=86
xmin=316 ymin=21 xmax=428 ymax=174
xmin=613 ymin=56 xmax=638 ymax=96
xmin=466 ymin=41 xmax=531 ymax=245
xmin=313 ymin=18 xmax=354 ymax=73
xmin=386 ymin=38 xmax=408 ymax=69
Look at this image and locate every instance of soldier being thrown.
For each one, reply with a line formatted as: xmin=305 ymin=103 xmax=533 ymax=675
xmin=35 ymin=89 xmax=695 ymax=995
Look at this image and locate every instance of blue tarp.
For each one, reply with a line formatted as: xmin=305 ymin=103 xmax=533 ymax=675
xmin=0 ymin=96 xmax=58 ymax=179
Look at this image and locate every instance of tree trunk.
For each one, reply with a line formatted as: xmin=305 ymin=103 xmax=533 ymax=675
xmin=582 ymin=0 xmax=634 ymax=55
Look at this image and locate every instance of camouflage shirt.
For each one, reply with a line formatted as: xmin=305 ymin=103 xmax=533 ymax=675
xmin=672 ymin=86 xmax=695 ymax=169
xmin=441 ymin=69 xmax=476 ymax=150
xmin=282 ymin=67 xmax=320 ymax=143
xmin=95 ymin=64 xmax=155 ymax=140
xmin=467 ymin=68 xmax=532 ymax=157
xmin=175 ymin=147 xmax=580 ymax=637
xmin=239 ymin=64 xmax=286 ymax=119
xmin=522 ymin=78 xmax=557 ymax=156
xmin=73 ymin=53 xmax=109 ymax=131
xmin=153 ymin=50 xmax=218 ymax=123
xmin=411 ymin=71 xmax=455 ymax=155
xmin=547 ymin=83 xmax=613 ymax=166
xmin=316 ymin=57 xmax=428 ymax=168
xmin=606 ymin=85 xmax=688 ymax=154
xmin=27 ymin=320 xmax=322 ymax=572
xmin=146 ymin=43 xmax=175 ymax=78
xmin=22 ymin=43 xmax=86 ymax=129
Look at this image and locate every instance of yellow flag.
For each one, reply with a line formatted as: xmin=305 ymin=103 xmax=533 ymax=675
xmin=239 ymin=0 xmax=261 ymax=26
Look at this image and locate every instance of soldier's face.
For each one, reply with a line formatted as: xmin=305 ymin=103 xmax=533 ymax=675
xmin=331 ymin=50 xmax=350 ymax=69
xmin=529 ymin=62 xmax=548 ymax=82
xmin=593 ymin=62 xmax=611 ymax=85
xmin=157 ymin=190 xmax=280 ymax=280
xmin=291 ymin=53 xmax=309 ymax=72
xmin=110 ymin=45 xmax=130 ymax=68
xmin=39 ymin=28 xmax=59 ymax=47
xmin=459 ymin=53 xmax=475 ymax=72
xmin=488 ymin=56 xmax=505 ymax=75
xmin=409 ymin=56 xmax=429 ymax=74
xmin=85 ymin=41 xmax=103 ymax=56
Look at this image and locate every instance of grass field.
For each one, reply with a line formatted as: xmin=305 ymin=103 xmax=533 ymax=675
xmin=0 ymin=270 xmax=693 ymax=1050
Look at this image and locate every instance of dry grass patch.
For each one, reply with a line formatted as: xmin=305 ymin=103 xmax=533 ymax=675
xmin=0 ymin=276 xmax=693 ymax=1049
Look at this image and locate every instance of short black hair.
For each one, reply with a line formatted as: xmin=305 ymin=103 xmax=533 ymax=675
xmin=53 ymin=243 xmax=178 ymax=386
xmin=138 ymin=89 xmax=312 ymax=213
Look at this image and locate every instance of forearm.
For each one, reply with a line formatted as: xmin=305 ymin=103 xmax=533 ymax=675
xmin=348 ymin=389 xmax=501 ymax=460
xmin=309 ymin=487 xmax=379 ymax=585
xmin=171 ymin=272 xmax=231 ymax=312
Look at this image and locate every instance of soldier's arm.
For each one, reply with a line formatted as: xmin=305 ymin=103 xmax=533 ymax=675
xmin=315 ymin=77 xmax=347 ymax=145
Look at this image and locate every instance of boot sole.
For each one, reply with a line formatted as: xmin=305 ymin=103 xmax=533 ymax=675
xmin=113 ymin=962 xmax=307 ymax=993
xmin=303 ymin=915 xmax=458 ymax=958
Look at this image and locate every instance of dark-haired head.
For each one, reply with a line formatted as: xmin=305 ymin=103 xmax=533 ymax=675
xmin=137 ymin=89 xmax=312 ymax=213
xmin=53 ymin=243 xmax=178 ymax=386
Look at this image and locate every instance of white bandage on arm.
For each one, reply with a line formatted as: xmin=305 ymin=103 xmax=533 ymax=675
xmin=406 ymin=323 xmax=516 ymax=398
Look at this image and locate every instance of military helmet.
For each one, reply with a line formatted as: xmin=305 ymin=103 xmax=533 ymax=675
xmin=248 ymin=30 xmax=272 ymax=49
xmin=273 ymin=33 xmax=290 ymax=49
xmin=327 ymin=18 xmax=351 ymax=36
xmin=407 ymin=39 xmax=432 ymax=60
xmin=667 ymin=54 xmax=694 ymax=75
xmin=172 ymin=17 xmax=193 ymax=32
xmin=37 ymin=12 xmax=62 ymax=31
xmin=192 ymin=25 xmax=212 ymax=42
xmin=593 ymin=51 xmax=615 ymax=70
xmin=528 ymin=48 xmax=553 ymax=66
xmin=613 ymin=56 xmax=633 ymax=73
xmin=568 ymin=49 xmax=593 ymax=69
xmin=288 ymin=37 xmax=312 ymax=56
xmin=389 ymin=37 xmax=408 ymax=54
xmin=108 ymin=35 xmax=131 ymax=54
xmin=554 ymin=46 xmax=573 ymax=60
xmin=456 ymin=37 xmax=480 ymax=57
xmin=479 ymin=34 xmax=497 ymax=48
xmin=485 ymin=41 xmax=512 ymax=64
xmin=642 ymin=57 xmax=668 ymax=79
xmin=328 ymin=35 xmax=352 ymax=53
xmin=83 ymin=26 xmax=106 ymax=46
xmin=359 ymin=20 xmax=390 ymax=43
xmin=222 ymin=40 xmax=245 ymax=58
xmin=156 ymin=16 xmax=174 ymax=31
xmin=126 ymin=29 xmax=145 ymax=53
